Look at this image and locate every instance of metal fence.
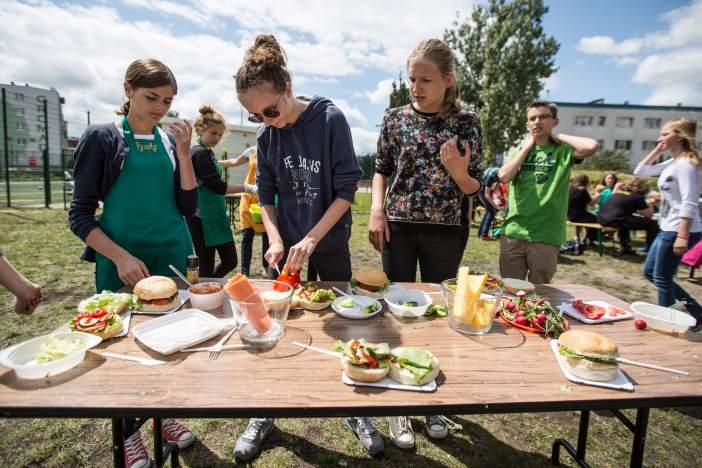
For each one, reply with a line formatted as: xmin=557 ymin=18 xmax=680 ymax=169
xmin=0 ymin=87 xmax=71 ymax=208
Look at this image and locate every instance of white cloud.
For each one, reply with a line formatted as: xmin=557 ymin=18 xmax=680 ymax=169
xmin=331 ymin=98 xmax=368 ymax=128
xmin=577 ymin=36 xmax=643 ymax=56
xmin=364 ymin=78 xmax=395 ymax=105
xmin=121 ymin=0 xmax=215 ymax=27
xmin=350 ymin=126 xmax=379 ymax=155
xmin=576 ymin=0 xmax=702 ymax=106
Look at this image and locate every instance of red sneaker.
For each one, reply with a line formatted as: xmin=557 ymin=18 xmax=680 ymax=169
xmin=124 ymin=431 xmax=151 ymax=468
xmin=480 ymin=236 xmax=495 ymax=241
xmin=149 ymin=418 xmax=195 ymax=449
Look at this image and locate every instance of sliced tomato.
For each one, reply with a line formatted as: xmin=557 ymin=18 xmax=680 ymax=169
xmin=608 ymin=305 xmax=627 ymax=316
xmin=572 ymin=299 xmax=606 ymax=320
xmin=150 ymin=298 xmax=173 ymax=306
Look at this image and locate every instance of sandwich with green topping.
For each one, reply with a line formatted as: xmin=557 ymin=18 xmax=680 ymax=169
xmin=292 ymin=283 xmax=336 ymax=310
xmin=389 ymin=346 xmax=440 ymax=385
xmin=337 ymin=339 xmax=392 ymax=382
xmin=558 ymin=330 xmax=619 ymax=382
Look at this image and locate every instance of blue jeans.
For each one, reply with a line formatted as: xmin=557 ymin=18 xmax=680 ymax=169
xmin=478 ymin=193 xmax=496 ymax=237
xmin=643 ymin=230 xmax=702 ymax=321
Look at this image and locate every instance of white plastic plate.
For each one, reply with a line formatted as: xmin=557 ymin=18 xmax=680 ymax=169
xmin=133 ymin=308 xmax=225 ymax=355
xmin=342 ymin=373 xmax=437 ymax=392
xmin=550 ymin=340 xmax=633 ymax=392
xmin=331 ymin=295 xmax=382 ymax=320
xmin=133 ymin=290 xmax=189 ymax=315
xmin=558 ymin=300 xmax=633 ymax=324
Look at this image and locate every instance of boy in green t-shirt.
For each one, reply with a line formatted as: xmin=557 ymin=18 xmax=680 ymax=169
xmin=497 ymin=101 xmax=599 ymax=283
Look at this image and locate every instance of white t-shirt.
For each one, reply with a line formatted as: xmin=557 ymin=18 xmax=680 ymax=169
xmin=633 ymin=158 xmax=702 ymax=232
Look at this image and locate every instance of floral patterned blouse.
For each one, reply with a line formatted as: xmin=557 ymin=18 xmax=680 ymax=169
xmin=375 ymin=104 xmax=483 ymax=226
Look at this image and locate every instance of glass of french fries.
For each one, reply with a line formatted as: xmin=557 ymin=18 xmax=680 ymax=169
xmin=441 ymin=269 xmax=503 ymax=335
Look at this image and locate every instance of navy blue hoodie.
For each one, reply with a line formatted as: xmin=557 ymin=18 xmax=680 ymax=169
xmin=256 ymin=96 xmax=362 ymax=252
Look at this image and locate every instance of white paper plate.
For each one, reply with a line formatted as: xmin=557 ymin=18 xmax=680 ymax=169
xmin=550 ymin=340 xmax=633 ymax=392
xmin=342 ymin=373 xmax=437 ymax=392
xmin=558 ymin=301 xmax=633 ymax=324
xmin=133 ymin=290 xmax=189 ymax=315
xmin=133 ymin=308 xmax=225 ymax=355
xmin=332 ymin=295 xmax=382 ymax=319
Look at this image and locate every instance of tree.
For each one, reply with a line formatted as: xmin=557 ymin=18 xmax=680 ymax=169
xmin=389 ymin=73 xmax=411 ymax=108
xmin=445 ymin=0 xmax=559 ymax=163
xmin=357 ymin=153 xmax=376 ymax=180
xmin=579 ymin=149 xmax=631 ymax=171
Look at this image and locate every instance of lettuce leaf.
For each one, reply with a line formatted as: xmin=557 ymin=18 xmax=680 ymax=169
xmin=310 ymin=289 xmax=336 ymax=303
xmin=80 ymin=291 xmax=139 ymax=313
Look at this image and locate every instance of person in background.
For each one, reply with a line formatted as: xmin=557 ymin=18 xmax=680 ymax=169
xmin=69 ymin=58 xmax=197 ymax=468
xmin=597 ymin=177 xmax=659 ymax=255
xmin=0 ymin=249 xmax=42 ymax=314
xmin=238 ymin=147 xmax=270 ymax=276
xmin=592 ymin=172 xmax=618 ymax=214
xmin=567 ymin=174 xmax=598 ymax=245
xmin=478 ymin=167 xmax=505 ymax=241
xmin=498 ymin=101 xmax=599 ymax=283
xmin=633 ymin=117 xmax=702 ymax=332
xmin=187 ymin=105 xmax=254 ymax=278
xmin=234 ymin=34 xmax=362 ymax=460
xmin=369 ymin=38 xmax=483 ymax=452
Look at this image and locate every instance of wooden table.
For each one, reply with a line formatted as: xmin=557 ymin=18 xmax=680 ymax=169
xmin=1 ymin=282 xmax=701 ymax=468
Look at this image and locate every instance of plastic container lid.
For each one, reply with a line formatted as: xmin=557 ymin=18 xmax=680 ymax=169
xmin=133 ymin=309 xmax=226 ymax=354
xmin=630 ymin=301 xmax=697 ymax=333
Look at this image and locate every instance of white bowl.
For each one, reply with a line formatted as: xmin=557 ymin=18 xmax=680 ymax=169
xmin=630 ymin=301 xmax=697 ymax=333
xmin=188 ymin=282 xmax=225 ymax=310
xmin=0 ymin=332 xmax=102 ymax=380
xmin=384 ymin=287 xmax=432 ymax=318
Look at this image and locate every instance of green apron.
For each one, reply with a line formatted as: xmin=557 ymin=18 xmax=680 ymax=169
xmin=95 ymin=117 xmax=193 ymax=292
xmin=195 ymin=141 xmax=234 ymax=247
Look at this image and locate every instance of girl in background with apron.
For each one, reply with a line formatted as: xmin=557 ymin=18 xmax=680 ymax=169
xmin=238 ymin=147 xmax=270 ymax=276
xmin=187 ymin=105 xmax=254 ymax=278
xmin=69 ymin=58 xmax=198 ymax=468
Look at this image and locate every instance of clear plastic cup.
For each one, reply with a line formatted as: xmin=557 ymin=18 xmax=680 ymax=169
xmin=232 ymin=280 xmax=294 ymax=346
xmin=441 ymin=278 xmax=503 ymax=335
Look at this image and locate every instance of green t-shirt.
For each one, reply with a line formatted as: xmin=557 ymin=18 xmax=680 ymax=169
xmin=503 ymin=143 xmax=576 ymax=245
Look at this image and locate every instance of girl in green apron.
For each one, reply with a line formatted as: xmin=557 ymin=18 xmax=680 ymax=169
xmin=69 ymin=58 xmax=197 ymax=468
xmin=186 ymin=105 xmax=252 ymax=277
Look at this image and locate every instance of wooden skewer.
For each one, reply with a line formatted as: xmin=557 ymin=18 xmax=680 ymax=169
xmin=291 ymin=341 xmax=341 ymax=358
xmin=332 ymin=287 xmax=349 ymax=297
xmin=616 ymin=357 xmax=689 ymax=376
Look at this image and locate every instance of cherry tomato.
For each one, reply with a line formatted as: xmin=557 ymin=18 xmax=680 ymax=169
xmin=634 ymin=319 xmax=647 ymax=330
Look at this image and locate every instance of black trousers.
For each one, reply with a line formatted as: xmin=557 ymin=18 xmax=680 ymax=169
xmin=186 ymin=217 xmax=237 ymax=278
xmin=568 ymin=212 xmax=599 ymax=243
xmin=240 ymin=228 xmax=269 ymax=276
xmin=601 ymin=215 xmax=660 ymax=250
xmin=382 ymin=226 xmax=462 ymax=283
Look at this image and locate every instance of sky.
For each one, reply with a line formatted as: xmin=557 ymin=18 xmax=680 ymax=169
xmin=1 ymin=0 xmax=700 ymax=154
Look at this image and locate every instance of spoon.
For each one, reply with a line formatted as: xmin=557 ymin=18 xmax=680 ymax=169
xmin=169 ymin=264 xmax=194 ymax=287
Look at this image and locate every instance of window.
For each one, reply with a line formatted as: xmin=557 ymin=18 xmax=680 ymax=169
xmin=598 ymin=116 xmax=606 ymax=126
xmin=574 ymin=115 xmax=593 ymax=126
xmin=642 ymin=141 xmax=658 ymax=151
xmin=616 ymin=117 xmax=634 ymax=128
xmin=644 ymin=118 xmax=661 ymax=129
xmin=36 ymin=124 xmax=42 ymax=132
xmin=615 ymin=140 xmax=632 ymax=151
xmin=17 ymin=108 xmax=24 ymax=115
xmin=597 ymin=139 xmax=605 ymax=150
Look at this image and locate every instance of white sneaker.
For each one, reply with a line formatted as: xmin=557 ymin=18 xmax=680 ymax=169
xmin=388 ymin=416 xmax=415 ymax=449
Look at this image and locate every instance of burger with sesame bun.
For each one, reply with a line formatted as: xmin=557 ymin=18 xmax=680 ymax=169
xmin=350 ymin=267 xmax=390 ymax=299
xmin=133 ymin=276 xmax=182 ymax=312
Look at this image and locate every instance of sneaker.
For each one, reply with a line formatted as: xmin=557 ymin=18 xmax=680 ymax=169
xmin=424 ymin=415 xmax=449 ymax=439
xmin=346 ymin=417 xmax=384 ymax=456
xmin=149 ymin=419 xmax=195 ymax=449
xmin=480 ymin=236 xmax=495 ymax=241
xmin=234 ymin=418 xmax=275 ymax=461
xmin=690 ymin=322 xmax=702 ymax=333
xmin=124 ymin=431 xmax=151 ymax=468
xmin=388 ymin=416 xmax=415 ymax=449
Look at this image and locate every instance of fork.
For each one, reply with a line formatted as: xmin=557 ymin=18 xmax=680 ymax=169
xmin=209 ymin=325 xmax=239 ymax=360
xmin=99 ymin=351 xmax=181 ymax=367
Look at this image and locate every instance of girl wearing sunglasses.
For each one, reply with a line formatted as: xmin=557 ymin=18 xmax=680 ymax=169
xmin=232 ymin=34 xmax=364 ymax=460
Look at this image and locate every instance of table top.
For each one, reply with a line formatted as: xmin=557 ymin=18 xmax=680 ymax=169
xmin=1 ymin=282 xmax=701 ymax=418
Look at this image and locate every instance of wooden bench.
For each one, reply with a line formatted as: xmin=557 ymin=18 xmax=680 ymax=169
xmin=566 ymin=221 xmax=620 ymax=256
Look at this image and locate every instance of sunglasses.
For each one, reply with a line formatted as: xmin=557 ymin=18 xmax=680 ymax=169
xmin=247 ymin=93 xmax=283 ymax=124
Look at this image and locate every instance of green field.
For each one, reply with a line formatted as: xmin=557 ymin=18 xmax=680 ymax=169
xmin=0 ymin=197 xmax=701 ymax=467
xmin=0 ymin=180 xmax=67 ymax=206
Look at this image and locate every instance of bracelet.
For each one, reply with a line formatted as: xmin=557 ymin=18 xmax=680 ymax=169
xmin=677 ymin=235 xmax=689 ymax=240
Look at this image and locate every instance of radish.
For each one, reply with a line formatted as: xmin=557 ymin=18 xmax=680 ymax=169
xmin=504 ymin=301 xmax=516 ymax=311
xmin=514 ymin=316 xmax=529 ymax=326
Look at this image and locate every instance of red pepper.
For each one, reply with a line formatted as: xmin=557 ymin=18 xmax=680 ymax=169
xmin=274 ymin=269 xmax=301 ymax=291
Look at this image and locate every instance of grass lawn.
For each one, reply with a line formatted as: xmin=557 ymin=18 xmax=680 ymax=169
xmin=1 ymin=196 xmax=701 ymax=467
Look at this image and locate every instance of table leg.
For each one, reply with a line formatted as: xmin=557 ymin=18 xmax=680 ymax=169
xmin=551 ymin=410 xmax=592 ymax=468
xmin=152 ymin=417 xmax=180 ymax=468
xmin=112 ymin=418 xmax=125 ymax=468
xmin=630 ymin=408 xmax=649 ymax=468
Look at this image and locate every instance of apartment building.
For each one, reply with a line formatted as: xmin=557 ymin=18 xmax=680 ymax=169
xmin=553 ymin=100 xmax=702 ymax=167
